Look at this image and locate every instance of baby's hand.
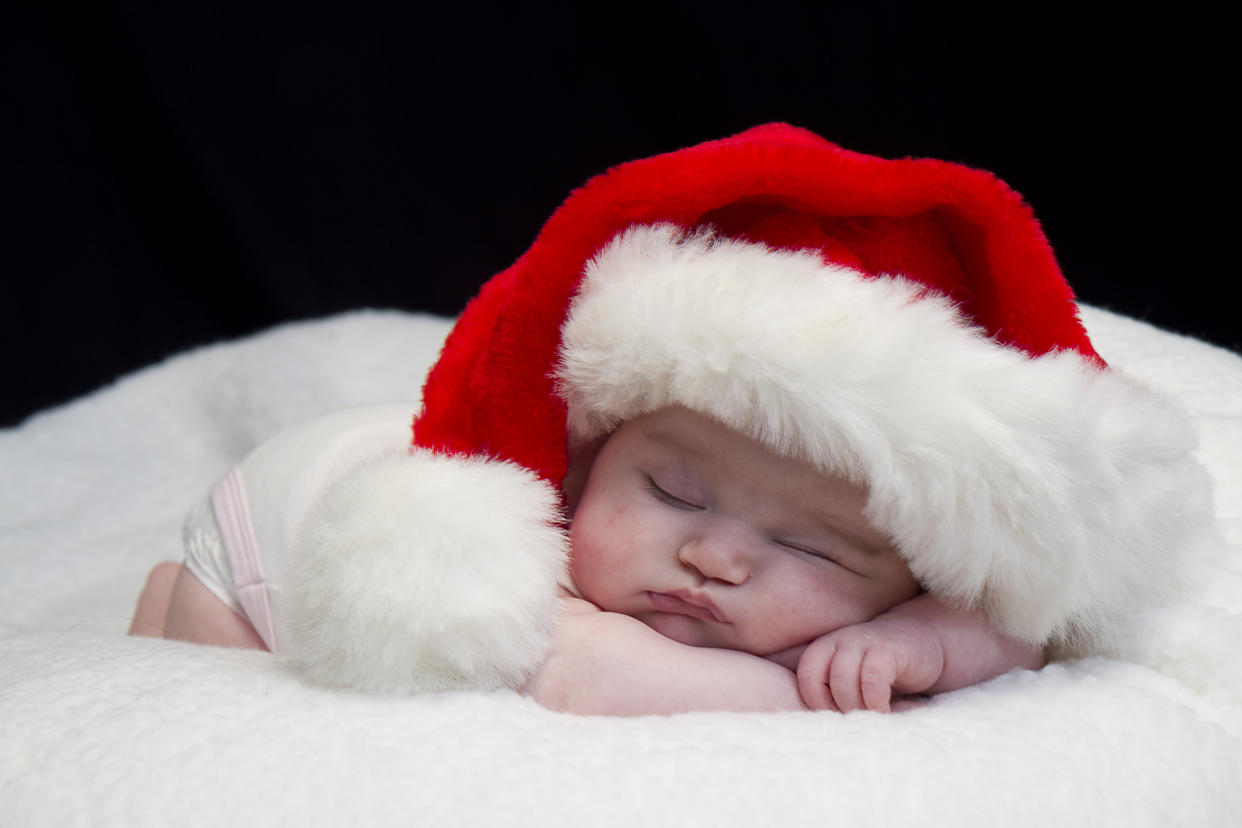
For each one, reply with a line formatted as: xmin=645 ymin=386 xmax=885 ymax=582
xmin=795 ymin=614 xmax=945 ymax=713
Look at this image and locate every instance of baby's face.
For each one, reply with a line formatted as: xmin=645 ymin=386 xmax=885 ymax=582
xmin=569 ymin=407 xmax=919 ymax=657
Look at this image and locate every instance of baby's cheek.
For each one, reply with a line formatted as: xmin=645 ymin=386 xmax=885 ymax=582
xmin=571 ymin=508 xmax=632 ymax=568
xmin=566 ymin=533 xmax=617 ymax=602
xmin=757 ymin=577 xmax=856 ymax=645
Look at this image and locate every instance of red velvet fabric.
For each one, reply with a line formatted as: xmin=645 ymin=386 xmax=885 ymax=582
xmin=412 ymin=123 xmax=1100 ymax=489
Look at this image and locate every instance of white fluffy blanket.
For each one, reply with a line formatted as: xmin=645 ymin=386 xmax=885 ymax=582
xmin=3 ymin=308 xmax=1240 ymax=826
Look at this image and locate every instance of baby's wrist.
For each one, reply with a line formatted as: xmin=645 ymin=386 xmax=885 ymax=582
xmin=764 ymin=643 xmax=807 ymax=672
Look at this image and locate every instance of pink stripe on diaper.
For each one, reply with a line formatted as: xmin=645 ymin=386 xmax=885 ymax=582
xmin=211 ymin=468 xmax=279 ymax=652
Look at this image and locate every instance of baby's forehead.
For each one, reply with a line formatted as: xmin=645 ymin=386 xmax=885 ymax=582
xmin=622 ymin=407 xmax=866 ymax=496
xmin=614 ymin=407 xmax=853 ymax=479
xmin=626 ymin=421 xmax=713 ymax=463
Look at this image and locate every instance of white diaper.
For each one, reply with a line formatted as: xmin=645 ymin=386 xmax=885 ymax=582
xmin=182 ymin=495 xmax=242 ymax=616
xmin=180 ymin=402 xmax=419 ymax=654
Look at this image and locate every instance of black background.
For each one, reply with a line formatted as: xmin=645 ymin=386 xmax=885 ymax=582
xmin=3 ymin=4 xmax=1233 ymax=427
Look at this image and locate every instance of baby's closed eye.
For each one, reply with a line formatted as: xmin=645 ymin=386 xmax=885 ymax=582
xmin=642 ymin=474 xmax=704 ymax=510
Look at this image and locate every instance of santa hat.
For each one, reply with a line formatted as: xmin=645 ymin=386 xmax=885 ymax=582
xmin=291 ymin=124 xmax=1216 ymax=693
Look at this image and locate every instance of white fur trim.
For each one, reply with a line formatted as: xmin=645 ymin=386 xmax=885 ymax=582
xmin=286 ymin=449 xmax=568 ymax=692
xmin=555 ymin=224 xmax=1217 ymax=652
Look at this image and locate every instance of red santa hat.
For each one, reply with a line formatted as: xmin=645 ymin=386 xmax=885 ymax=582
xmin=290 ymin=124 xmax=1216 ymax=693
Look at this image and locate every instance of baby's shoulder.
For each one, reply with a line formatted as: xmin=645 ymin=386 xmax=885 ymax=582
xmin=555 ymin=575 xmax=603 ymax=617
xmin=556 ymin=588 xmax=603 ymax=618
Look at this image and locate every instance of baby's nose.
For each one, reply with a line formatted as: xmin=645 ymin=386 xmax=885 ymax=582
xmin=677 ymin=526 xmax=752 ymax=585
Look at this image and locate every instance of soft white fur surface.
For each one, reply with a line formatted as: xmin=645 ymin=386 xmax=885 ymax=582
xmin=2 ymin=308 xmax=1240 ymax=826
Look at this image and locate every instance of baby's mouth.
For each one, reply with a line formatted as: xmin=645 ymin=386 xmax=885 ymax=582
xmin=647 ymin=590 xmax=725 ymax=623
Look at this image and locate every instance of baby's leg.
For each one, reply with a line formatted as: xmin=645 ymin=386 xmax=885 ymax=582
xmin=129 ymin=562 xmax=268 ymax=650
xmin=128 ymin=561 xmax=180 ymax=637
xmin=164 ymin=565 xmax=268 ymax=650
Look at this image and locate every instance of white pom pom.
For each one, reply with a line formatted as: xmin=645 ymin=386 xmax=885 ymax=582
xmin=282 ymin=449 xmax=568 ymax=693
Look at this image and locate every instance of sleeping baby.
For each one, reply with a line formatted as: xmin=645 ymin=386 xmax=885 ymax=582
xmin=130 ymin=126 xmax=1210 ymax=715
xmin=131 ymin=402 xmax=1042 ymax=714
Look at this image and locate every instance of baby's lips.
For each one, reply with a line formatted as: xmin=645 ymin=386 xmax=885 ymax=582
xmin=647 ymin=590 xmax=725 ymax=623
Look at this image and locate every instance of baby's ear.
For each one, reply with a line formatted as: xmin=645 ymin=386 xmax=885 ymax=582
xmin=282 ymin=449 xmax=569 ymax=694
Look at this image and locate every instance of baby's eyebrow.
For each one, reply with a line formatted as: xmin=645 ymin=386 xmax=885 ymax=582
xmin=639 ymin=427 xmax=712 ymax=464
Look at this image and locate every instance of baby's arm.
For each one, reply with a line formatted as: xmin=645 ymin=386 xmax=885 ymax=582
xmin=795 ymin=593 xmax=1045 ymax=712
xmin=522 ymin=598 xmax=805 ymax=715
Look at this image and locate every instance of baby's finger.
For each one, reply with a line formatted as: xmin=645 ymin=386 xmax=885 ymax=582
xmin=859 ymin=649 xmax=899 ymax=713
xmin=796 ymin=640 xmax=838 ymax=711
xmin=826 ymin=645 xmax=867 ymax=712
